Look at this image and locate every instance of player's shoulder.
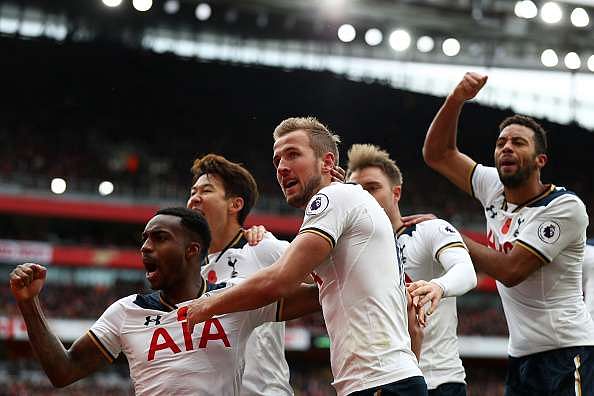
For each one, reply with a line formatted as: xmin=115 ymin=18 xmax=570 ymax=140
xmin=416 ymin=218 xmax=459 ymax=234
xmin=528 ymin=186 xmax=586 ymax=216
xmin=244 ymin=234 xmax=289 ymax=255
xmin=317 ymin=182 xmax=366 ymax=200
xmin=204 ymin=277 xmax=246 ymax=297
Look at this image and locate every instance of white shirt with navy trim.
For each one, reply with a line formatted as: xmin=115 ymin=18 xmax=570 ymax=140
xmin=471 ymin=164 xmax=594 ymax=357
xmin=397 ymin=219 xmax=473 ymax=389
xmin=201 ymin=232 xmax=292 ymax=396
xmin=299 ymin=182 xmax=421 ymax=396
xmin=88 ymin=279 xmax=278 ymax=396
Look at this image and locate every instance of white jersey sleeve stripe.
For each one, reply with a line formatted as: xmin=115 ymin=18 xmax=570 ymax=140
xmin=435 ymin=241 xmax=467 ymax=261
xmin=87 ymin=330 xmax=115 ymax=363
xmin=515 ymin=240 xmax=550 ymax=264
xmin=299 ymin=227 xmax=336 ymax=248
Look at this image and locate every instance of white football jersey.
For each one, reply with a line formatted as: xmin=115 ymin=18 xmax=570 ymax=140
xmin=584 ymin=242 xmax=594 ymax=320
xmin=300 ymin=182 xmax=421 ymax=396
xmin=88 ymin=279 xmax=279 ymax=396
xmin=471 ymin=164 xmax=594 ymax=357
xmin=397 ymin=219 xmax=471 ymax=389
xmin=201 ymin=231 xmax=292 ymax=396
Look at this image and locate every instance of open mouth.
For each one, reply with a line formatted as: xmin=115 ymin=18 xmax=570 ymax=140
xmin=142 ymin=256 xmax=159 ymax=280
xmin=284 ymin=179 xmax=298 ymax=189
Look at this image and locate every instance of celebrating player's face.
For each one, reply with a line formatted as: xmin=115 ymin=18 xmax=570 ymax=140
xmin=348 ymin=166 xmax=399 ymax=224
xmin=273 ymin=130 xmax=322 ymax=209
xmin=141 ymin=215 xmax=191 ymax=291
xmin=187 ymin=174 xmax=232 ymax=233
xmin=494 ymin=124 xmax=539 ymax=188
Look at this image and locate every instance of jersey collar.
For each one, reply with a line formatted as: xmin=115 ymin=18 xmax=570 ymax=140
xmin=159 ymin=275 xmax=208 ymax=311
xmin=502 ymin=184 xmax=555 ymax=212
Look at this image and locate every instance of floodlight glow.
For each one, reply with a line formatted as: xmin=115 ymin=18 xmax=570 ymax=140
xmin=132 ymin=0 xmax=152 ymax=12
xmin=389 ymin=29 xmax=411 ymax=52
xmin=364 ymin=28 xmax=383 ymax=46
xmin=102 ymin=0 xmax=122 ymax=7
xmin=442 ymin=38 xmax=461 ymax=56
xmin=541 ymin=49 xmax=558 ymax=67
xmin=195 ymin=3 xmax=211 ymax=21
xmin=514 ymin=1 xmax=538 ymax=19
xmin=98 ymin=181 xmax=114 ymax=196
xmin=416 ymin=36 xmax=434 ymax=53
xmin=570 ymin=7 xmax=589 ymax=27
xmin=588 ymin=55 xmax=594 ymax=72
xmin=337 ymin=24 xmax=356 ymax=43
xmin=51 ymin=178 xmax=66 ymax=194
xmin=164 ymin=0 xmax=180 ymax=14
xmin=541 ymin=2 xmax=562 ymax=24
xmin=564 ymin=52 xmax=581 ymax=70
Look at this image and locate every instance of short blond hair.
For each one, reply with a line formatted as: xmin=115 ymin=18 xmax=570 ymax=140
xmin=346 ymin=144 xmax=403 ymax=186
xmin=273 ymin=117 xmax=341 ymax=164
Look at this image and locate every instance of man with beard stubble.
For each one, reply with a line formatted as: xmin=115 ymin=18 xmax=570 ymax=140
xmin=422 ymin=72 xmax=594 ymax=395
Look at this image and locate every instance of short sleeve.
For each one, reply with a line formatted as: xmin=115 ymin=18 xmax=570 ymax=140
xmin=252 ymin=237 xmax=289 ymax=268
xmin=299 ymin=184 xmax=352 ymax=248
xmin=88 ymin=299 xmax=126 ymax=363
xmin=424 ymin=219 xmax=467 ymax=261
xmin=470 ymin=164 xmax=502 ymax=207
xmin=515 ymin=196 xmax=588 ymax=263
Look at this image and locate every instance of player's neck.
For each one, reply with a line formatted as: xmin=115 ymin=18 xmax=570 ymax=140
xmin=162 ymin=273 xmax=203 ymax=305
xmin=503 ymin=178 xmax=546 ymax=205
xmin=209 ymin=220 xmax=242 ymax=254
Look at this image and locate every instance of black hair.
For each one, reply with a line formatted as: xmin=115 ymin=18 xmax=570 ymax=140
xmin=156 ymin=207 xmax=211 ymax=262
xmin=499 ymin=115 xmax=548 ymax=155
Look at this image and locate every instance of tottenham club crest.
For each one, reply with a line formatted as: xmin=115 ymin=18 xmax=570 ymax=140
xmin=306 ymin=193 xmax=329 ymax=216
xmin=537 ymin=220 xmax=560 ymax=244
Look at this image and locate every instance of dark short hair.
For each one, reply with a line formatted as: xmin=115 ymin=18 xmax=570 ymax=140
xmin=499 ymin=115 xmax=548 ymax=155
xmin=156 ymin=207 xmax=211 ymax=262
xmin=191 ymin=154 xmax=258 ymax=225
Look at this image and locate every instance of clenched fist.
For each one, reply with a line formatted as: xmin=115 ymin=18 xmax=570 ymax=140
xmin=9 ymin=263 xmax=47 ymax=302
xmin=450 ymin=72 xmax=488 ymax=103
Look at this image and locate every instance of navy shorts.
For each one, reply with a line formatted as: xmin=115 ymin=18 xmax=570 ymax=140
xmin=428 ymin=382 xmax=466 ymax=396
xmin=349 ymin=376 xmax=428 ymax=396
xmin=505 ymin=345 xmax=594 ymax=396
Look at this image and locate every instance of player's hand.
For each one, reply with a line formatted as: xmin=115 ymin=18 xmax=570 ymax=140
xmin=9 ymin=263 xmax=47 ymax=302
xmin=401 ymin=213 xmax=437 ymax=227
xmin=408 ymin=280 xmax=444 ymax=316
xmin=244 ymin=225 xmax=266 ymax=246
xmin=450 ymin=72 xmax=488 ymax=103
xmin=331 ymin=166 xmax=346 ymax=183
xmin=186 ymin=298 xmax=214 ymax=335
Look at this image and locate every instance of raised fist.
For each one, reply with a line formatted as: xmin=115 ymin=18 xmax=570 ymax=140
xmin=451 ymin=72 xmax=488 ymax=102
xmin=9 ymin=263 xmax=47 ymax=302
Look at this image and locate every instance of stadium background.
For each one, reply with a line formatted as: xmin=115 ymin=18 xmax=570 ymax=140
xmin=1 ymin=0 xmax=593 ymax=395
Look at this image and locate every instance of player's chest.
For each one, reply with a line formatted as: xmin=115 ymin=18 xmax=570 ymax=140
xmin=121 ymin=307 xmax=241 ymax=363
xmin=202 ymin=251 xmax=256 ymax=285
xmin=484 ymin=203 xmax=536 ymax=252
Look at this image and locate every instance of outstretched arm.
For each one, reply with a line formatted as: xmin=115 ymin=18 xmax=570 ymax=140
xmin=187 ymin=232 xmax=330 ymax=332
xmin=278 ymin=283 xmax=321 ymax=321
xmin=10 ymin=263 xmax=109 ymax=387
xmin=423 ymin=72 xmax=488 ymax=195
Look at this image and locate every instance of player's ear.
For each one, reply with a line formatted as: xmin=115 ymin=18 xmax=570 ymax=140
xmin=186 ymin=241 xmax=201 ymax=260
xmin=228 ymin=196 xmax=244 ymax=215
xmin=392 ymin=184 xmax=402 ymax=203
xmin=535 ymin=153 xmax=548 ymax=169
xmin=321 ymin=152 xmax=336 ymax=175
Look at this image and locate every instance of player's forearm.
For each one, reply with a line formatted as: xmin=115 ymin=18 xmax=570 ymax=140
xmin=208 ymin=265 xmax=287 ymax=317
xmin=463 ymin=237 xmax=518 ymax=287
xmin=17 ymin=298 xmax=79 ymax=387
xmin=423 ymin=95 xmax=465 ymax=164
xmin=433 ymin=248 xmax=477 ymax=297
